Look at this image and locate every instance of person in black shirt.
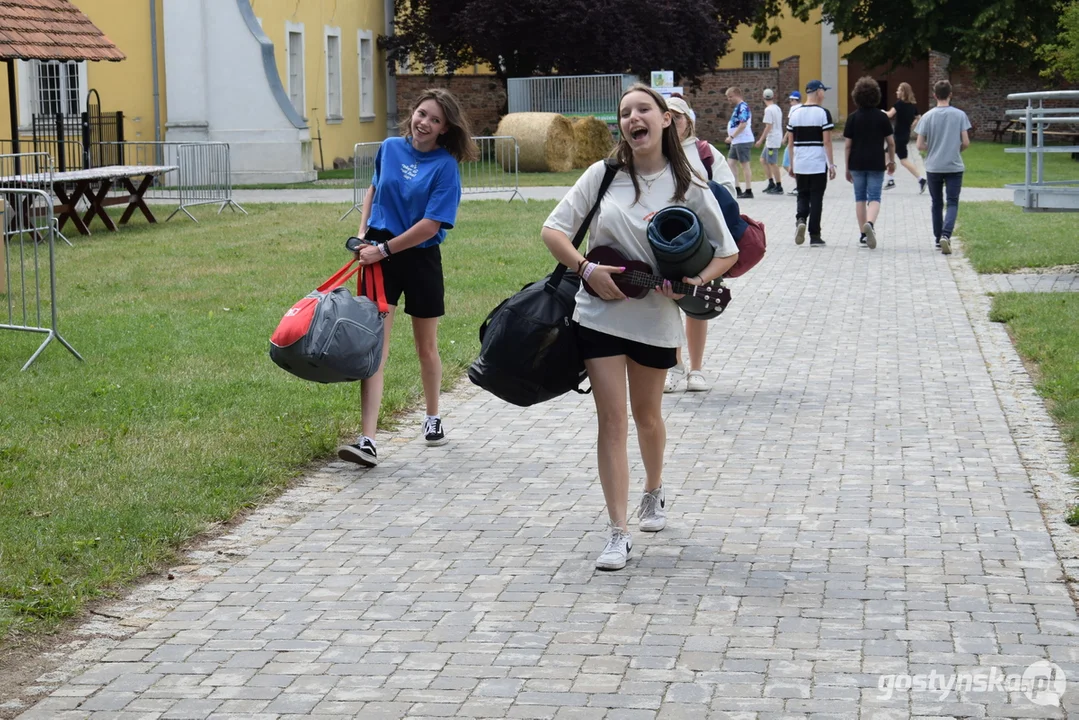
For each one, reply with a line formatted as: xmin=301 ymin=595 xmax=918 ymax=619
xmin=885 ymin=82 xmax=927 ymax=193
xmin=843 ymin=76 xmax=896 ymax=249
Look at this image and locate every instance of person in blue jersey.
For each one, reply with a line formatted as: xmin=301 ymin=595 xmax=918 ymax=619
xmin=337 ymin=89 xmax=478 ymax=468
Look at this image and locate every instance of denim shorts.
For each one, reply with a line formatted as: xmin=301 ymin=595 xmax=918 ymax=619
xmin=851 ymin=170 xmax=885 ymax=203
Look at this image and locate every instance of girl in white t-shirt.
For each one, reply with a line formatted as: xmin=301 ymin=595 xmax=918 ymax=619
xmin=541 ymin=84 xmax=739 ymax=571
xmin=665 ymin=95 xmax=737 ymax=395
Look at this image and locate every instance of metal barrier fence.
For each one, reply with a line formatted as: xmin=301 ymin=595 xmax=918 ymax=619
xmin=1004 ymin=90 xmax=1079 ymax=212
xmin=99 ymin=141 xmax=247 ymax=222
xmin=339 ymin=136 xmax=522 ymax=221
xmin=0 ymin=188 xmax=83 ymax=370
xmin=0 ymin=152 xmax=73 ymax=247
xmin=508 ymin=74 xmax=637 ymax=123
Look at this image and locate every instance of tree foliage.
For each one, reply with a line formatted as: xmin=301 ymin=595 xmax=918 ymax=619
xmin=1038 ymin=1 xmax=1079 ymax=82
xmin=751 ymin=0 xmax=1061 ymax=79
xmin=382 ymin=0 xmax=763 ymax=82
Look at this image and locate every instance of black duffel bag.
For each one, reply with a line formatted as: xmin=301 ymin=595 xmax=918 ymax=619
xmin=468 ymin=160 xmax=619 ymax=406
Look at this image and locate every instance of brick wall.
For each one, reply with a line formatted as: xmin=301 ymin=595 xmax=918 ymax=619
xmin=395 ymin=74 xmax=507 ymax=137
xmin=925 ymin=51 xmax=1077 ymax=139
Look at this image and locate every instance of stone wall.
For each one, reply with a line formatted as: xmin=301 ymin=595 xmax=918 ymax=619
xmin=395 ymin=74 xmax=506 ymax=137
xmin=677 ymin=56 xmax=800 ymax=143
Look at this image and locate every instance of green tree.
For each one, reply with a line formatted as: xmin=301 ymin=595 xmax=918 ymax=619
xmin=752 ymin=0 xmax=1060 ymax=79
xmin=1038 ymin=1 xmax=1079 ymax=81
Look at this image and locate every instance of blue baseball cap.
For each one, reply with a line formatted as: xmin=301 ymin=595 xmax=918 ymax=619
xmin=805 ymin=80 xmax=831 ymax=92
xmin=788 ymin=90 xmax=802 ymax=100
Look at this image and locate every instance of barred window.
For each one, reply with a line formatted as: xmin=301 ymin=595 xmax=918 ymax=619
xmin=31 ymin=60 xmax=81 ymax=116
xmin=743 ymin=52 xmax=771 ymax=69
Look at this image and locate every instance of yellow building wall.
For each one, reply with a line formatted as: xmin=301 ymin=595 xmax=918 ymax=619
xmin=0 ymin=0 xmax=387 ymax=169
xmin=249 ymin=0 xmax=387 ymax=166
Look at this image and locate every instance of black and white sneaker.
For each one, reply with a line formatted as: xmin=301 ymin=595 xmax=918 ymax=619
xmin=424 ymin=416 xmax=448 ymax=446
xmin=338 ymin=437 xmax=378 ymax=467
xmin=884 ymin=179 xmax=896 ymax=191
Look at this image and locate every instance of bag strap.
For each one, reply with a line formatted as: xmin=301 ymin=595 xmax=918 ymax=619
xmin=360 ymin=261 xmax=390 ymax=313
xmin=320 ymin=259 xmax=362 ymax=293
xmin=546 ymin=159 xmax=621 ymax=293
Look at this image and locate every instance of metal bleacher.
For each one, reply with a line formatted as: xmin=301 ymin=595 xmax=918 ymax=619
xmin=1004 ymin=90 xmax=1079 ymax=212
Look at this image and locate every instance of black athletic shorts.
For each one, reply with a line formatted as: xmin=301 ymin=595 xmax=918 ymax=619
xmin=361 ymin=229 xmax=445 ymax=318
xmin=895 ymin=134 xmax=910 ymax=159
xmin=575 ymin=323 xmax=677 ymax=370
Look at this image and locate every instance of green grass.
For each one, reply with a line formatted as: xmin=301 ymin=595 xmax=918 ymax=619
xmin=958 ymin=201 xmax=1079 ymax=273
xmin=958 ymin=142 xmax=1077 ymax=188
xmin=0 ymin=200 xmax=559 ymax=640
xmin=990 ymin=294 xmax=1079 ymax=484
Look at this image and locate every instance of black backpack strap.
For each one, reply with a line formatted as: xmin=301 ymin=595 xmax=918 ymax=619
xmin=546 ymin=159 xmax=621 ymax=293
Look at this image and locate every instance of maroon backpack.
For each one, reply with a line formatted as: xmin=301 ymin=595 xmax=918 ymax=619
xmin=696 ymin=139 xmax=714 ymax=180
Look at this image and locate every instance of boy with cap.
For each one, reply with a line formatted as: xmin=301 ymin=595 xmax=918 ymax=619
xmin=786 ymin=80 xmax=836 ymax=246
xmin=783 ymin=91 xmax=802 ymax=195
xmin=756 ymin=89 xmax=785 ymax=194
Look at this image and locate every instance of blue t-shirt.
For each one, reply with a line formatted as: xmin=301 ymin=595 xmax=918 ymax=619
xmin=368 ymin=136 xmax=462 ymax=248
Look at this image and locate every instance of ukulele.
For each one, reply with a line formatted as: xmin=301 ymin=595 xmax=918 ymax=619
xmin=583 ymin=246 xmax=731 ymax=314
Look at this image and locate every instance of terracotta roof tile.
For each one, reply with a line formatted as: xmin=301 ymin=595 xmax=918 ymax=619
xmin=0 ymin=0 xmax=124 ymax=61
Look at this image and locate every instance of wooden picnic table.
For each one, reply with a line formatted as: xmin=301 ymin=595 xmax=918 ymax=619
xmin=0 ymin=165 xmax=178 ymax=235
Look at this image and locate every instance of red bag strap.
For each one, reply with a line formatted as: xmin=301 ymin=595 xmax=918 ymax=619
xmin=319 ymin=259 xmax=362 ymax=293
xmin=360 ymin=261 xmax=390 ymax=313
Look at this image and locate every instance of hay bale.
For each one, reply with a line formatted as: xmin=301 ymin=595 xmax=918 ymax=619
xmin=494 ymin=112 xmax=575 ymax=172
xmin=570 ymin=116 xmax=614 ymax=168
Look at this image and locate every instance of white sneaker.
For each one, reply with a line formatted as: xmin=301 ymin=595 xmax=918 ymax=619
xmin=637 ymin=488 xmax=667 ymax=532
xmin=595 ymin=526 xmax=632 ymax=570
xmin=862 ymin=222 xmax=877 ymax=250
xmin=794 ymin=222 xmax=807 ymax=245
xmin=663 ymin=364 xmax=685 ymax=393
xmin=686 ymin=370 xmax=710 ymax=392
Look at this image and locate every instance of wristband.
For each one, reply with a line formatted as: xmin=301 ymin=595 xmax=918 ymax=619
xmin=380 ymin=242 xmax=392 ymax=257
xmin=582 ymin=262 xmax=597 ymax=281
xmin=577 ymin=258 xmax=588 ymax=273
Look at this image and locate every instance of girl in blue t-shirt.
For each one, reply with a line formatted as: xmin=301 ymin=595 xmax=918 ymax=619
xmin=337 ymin=89 xmax=478 ymax=468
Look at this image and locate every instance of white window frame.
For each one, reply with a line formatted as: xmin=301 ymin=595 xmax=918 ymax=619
xmin=324 ymin=26 xmax=343 ymax=123
xmin=285 ymin=21 xmax=306 ymax=119
xmin=742 ymin=52 xmax=771 ymax=69
xmin=16 ymin=59 xmax=88 ymax=130
xmin=357 ymin=29 xmax=375 ymax=121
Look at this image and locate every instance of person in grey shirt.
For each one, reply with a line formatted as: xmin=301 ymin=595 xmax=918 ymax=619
xmin=917 ymin=80 xmax=971 ymax=255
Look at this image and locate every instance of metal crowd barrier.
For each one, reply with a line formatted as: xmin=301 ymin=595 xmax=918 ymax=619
xmin=0 ymin=152 xmax=73 ymax=247
xmin=339 ymin=141 xmax=381 ymax=222
xmin=98 ymin=141 xmax=248 ymax=222
xmin=1004 ymin=90 xmax=1079 ymax=212
xmin=1 ymin=188 xmax=83 ymax=370
xmin=339 ymin=136 xmax=523 ymax=222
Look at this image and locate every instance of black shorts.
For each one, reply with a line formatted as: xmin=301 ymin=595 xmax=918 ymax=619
xmin=361 ymin=229 xmax=445 ymax=318
xmin=575 ymin=323 xmax=677 ymax=370
xmin=895 ymin=135 xmax=910 ymax=159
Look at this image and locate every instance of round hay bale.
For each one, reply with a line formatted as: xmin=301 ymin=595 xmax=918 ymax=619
xmin=494 ymin=112 xmax=575 ymax=172
xmin=570 ymin=116 xmax=614 ymax=168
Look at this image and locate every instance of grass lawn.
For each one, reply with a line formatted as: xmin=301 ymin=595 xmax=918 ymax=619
xmin=0 ymin=199 xmax=560 ymax=640
xmin=958 ymin=201 xmax=1079 ymax=273
xmin=958 ymin=141 xmax=1077 ymax=188
xmin=990 ymin=294 xmax=1079 ymax=486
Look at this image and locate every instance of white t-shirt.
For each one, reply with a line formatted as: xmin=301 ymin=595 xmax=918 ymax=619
xmin=763 ymin=103 xmax=784 ymax=148
xmin=544 ymin=160 xmax=738 ymax=349
xmin=682 ymin=136 xmax=737 ymax=199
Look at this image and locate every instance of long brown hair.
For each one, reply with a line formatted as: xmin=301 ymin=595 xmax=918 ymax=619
xmin=611 ymin=84 xmax=698 ymax=204
xmin=897 ymin=82 xmax=917 ymax=104
xmin=398 ymin=88 xmax=479 ymax=162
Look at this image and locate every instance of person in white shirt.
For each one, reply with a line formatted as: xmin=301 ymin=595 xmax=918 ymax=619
xmin=782 ymin=91 xmax=802 ymax=195
xmin=755 ymin=88 xmax=785 ymax=194
xmin=542 ymin=84 xmax=739 ymax=571
xmin=663 ymin=94 xmax=736 ymax=394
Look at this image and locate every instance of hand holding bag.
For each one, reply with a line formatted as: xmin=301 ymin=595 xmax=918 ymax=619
xmin=270 ymin=259 xmax=389 ymax=383
xmin=467 ymin=160 xmax=620 ymax=406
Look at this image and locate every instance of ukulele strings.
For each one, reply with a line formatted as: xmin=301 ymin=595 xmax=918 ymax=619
xmin=622 ymin=270 xmax=716 ymax=298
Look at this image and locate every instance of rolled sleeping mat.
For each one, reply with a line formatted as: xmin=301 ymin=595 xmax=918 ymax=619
xmin=646 ymin=206 xmax=712 ymax=282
